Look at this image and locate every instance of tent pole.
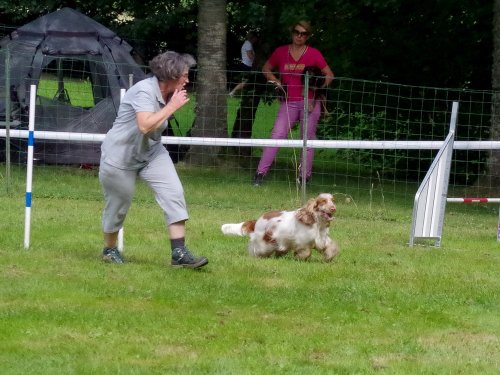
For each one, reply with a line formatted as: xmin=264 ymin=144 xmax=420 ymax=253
xmin=55 ymin=58 xmax=70 ymax=103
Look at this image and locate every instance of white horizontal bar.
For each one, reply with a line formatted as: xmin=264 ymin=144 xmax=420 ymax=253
xmin=1 ymin=129 xmax=500 ymax=150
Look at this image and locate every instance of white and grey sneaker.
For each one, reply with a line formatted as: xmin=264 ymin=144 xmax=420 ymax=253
xmin=171 ymin=246 xmax=208 ymax=269
xmin=102 ymin=247 xmax=125 ymax=264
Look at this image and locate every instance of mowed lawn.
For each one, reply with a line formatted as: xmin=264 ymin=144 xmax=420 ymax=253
xmin=0 ymin=164 xmax=499 ymax=374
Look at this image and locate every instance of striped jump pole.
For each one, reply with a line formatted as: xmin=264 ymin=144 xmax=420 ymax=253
xmin=446 ymin=198 xmax=500 ymax=203
xmin=446 ymin=197 xmax=500 ymax=242
xmin=24 ymin=85 xmax=37 ymax=249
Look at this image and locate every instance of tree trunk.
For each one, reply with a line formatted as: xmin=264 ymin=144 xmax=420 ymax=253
xmin=186 ymin=0 xmax=227 ymax=165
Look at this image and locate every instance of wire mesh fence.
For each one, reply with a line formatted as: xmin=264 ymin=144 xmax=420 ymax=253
xmin=1 ymin=50 xmax=499 ymax=205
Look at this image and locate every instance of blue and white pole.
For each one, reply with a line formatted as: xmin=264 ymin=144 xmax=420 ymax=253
xmin=24 ymin=85 xmax=37 ymax=249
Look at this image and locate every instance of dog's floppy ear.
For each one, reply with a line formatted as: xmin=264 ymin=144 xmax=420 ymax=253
xmin=296 ymin=209 xmax=316 ymax=225
xmin=296 ymin=198 xmax=318 ymax=225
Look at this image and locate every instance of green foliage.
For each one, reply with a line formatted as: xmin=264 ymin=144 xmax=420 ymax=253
xmin=315 ymin=79 xmax=491 ymax=184
xmin=318 ymin=108 xmax=407 ymax=177
xmin=1 ymin=0 xmax=492 ymax=88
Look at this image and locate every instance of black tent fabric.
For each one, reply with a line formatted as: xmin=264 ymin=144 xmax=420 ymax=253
xmin=0 ymin=7 xmax=146 ymax=164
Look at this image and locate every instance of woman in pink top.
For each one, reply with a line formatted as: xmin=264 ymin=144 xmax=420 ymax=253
xmin=254 ymin=20 xmax=334 ymax=186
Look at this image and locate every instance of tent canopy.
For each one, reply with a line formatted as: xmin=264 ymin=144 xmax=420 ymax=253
xmin=0 ymin=7 xmax=146 ymax=164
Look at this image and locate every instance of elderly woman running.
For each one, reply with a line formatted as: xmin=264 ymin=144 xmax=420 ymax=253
xmin=99 ymin=51 xmax=208 ymax=269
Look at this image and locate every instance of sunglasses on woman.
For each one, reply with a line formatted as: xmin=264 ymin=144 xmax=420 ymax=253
xmin=293 ymin=29 xmax=310 ymax=37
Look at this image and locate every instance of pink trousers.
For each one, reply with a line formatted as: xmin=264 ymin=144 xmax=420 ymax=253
xmin=256 ymin=100 xmax=321 ymax=178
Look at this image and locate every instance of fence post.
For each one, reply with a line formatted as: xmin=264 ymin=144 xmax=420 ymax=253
xmin=5 ymin=48 xmax=11 ymax=193
xmin=301 ymin=70 xmax=310 ymax=203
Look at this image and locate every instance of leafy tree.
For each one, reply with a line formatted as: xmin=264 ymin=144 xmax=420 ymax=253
xmin=2 ymin=0 xmax=493 ymax=90
xmin=1 ymin=0 xmax=497 ymax=177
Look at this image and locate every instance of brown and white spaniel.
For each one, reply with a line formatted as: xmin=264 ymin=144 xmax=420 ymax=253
xmin=221 ymin=193 xmax=339 ymax=261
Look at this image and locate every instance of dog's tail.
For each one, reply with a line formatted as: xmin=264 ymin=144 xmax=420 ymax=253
xmin=221 ymin=220 xmax=256 ymax=237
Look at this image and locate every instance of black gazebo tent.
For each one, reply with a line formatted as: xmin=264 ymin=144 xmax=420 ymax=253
xmin=0 ymin=7 xmax=146 ymax=164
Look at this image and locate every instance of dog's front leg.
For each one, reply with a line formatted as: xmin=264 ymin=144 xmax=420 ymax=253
xmin=294 ymin=247 xmax=312 ymax=261
xmin=322 ymin=238 xmax=339 ymax=262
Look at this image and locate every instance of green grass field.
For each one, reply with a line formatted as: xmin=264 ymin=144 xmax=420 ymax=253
xmin=1 ymin=164 xmax=499 ymax=374
xmin=2 ymin=76 xmax=498 ymax=373
xmin=37 ymin=74 xmax=96 ymax=108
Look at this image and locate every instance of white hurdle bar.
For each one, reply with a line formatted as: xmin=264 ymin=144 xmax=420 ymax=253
xmin=2 ymin=129 xmax=500 ymax=150
xmin=447 ymin=198 xmax=500 ymax=242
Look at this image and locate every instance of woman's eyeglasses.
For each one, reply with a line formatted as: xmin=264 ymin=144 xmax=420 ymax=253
xmin=292 ymin=29 xmax=309 ymax=37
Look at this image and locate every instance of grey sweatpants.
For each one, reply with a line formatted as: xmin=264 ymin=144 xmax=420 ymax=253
xmin=99 ymin=150 xmax=188 ymax=233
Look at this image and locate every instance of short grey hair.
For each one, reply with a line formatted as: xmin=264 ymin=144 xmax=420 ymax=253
xmin=149 ymin=51 xmax=196 ymax=81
